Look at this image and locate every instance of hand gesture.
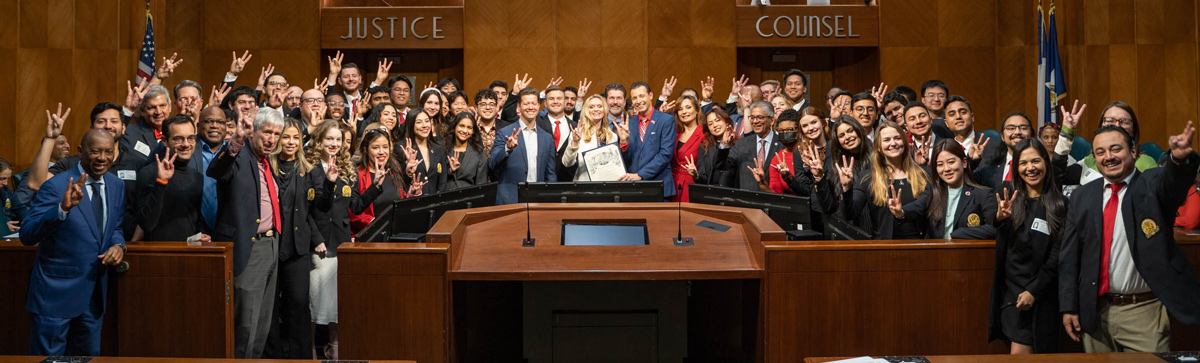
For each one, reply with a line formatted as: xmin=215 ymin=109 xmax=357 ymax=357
xmin=505 ymin=127 xmax=521 ymax=150
xmin=995 ymin=188 xmax=1017 ymax=221
xmin=577 ymin=78 xmax=592 ymax=97
xmin=545 ymin=76 xmax=563 ymax=90
xmin=968 ymin=134 xmax=990 ymax=161
xmin=870 ymin=82 xmax=888 ymax=105
xmin=61 ymin=175 xmax=87 ymax=211
xmin=1169 ymin=121 xmax=1196 ymax=161
xmin=830 ymin=102 xmax=846 ymax=120
xmin=209 ymin=84 xmax=231 ymax=109
xmin=748 ymin=157 xmax=768 ymax=190
xmin=372 ymin=165 xmax=387 ymax=187
xmin=887 ymin=184 xmax=904 ymax=218
xmin=730 ymin=74 xmax=749 ymax=99
xmin=355 ymin=97 xmax=370 ymax=119
xmin=125 ymin=79 xmax=150 ymax=111
xmin=772 ymin=157 xmax=793 ymax=181
xmin=660 ymin=99 xmax=678 ymax=114
xmin=310 ymin=103 xmax=328 ymax=124
xmin=737 ymin=91 xmax=752 ymax=109
xmin=327 ymin=51 xmax=344 ymax=79
xmin=374 ymin=59 xmax=393 ymax=86
xmin=235 ymin=104 xmax=258 ymax=141
xmin=1059 ymin=99 xmax=1086 ymax=130
xmin=513 ymin=73 xmax=532 ymax=92
xmin=615 ymin=114 xmax=631 ymax=144
xmin=155 ymin=53 xmax=182 ymax=81
xmin=269 ymin=87 xmax=288 ymax=108
xmin=448 ymin=151 xmax=461 ymax=172
xmin=682 ymin=155 xmax=698 ymax=177
xmin=324 ymin=155 xmax=339 ymax=182
xmin=407 ymin=178 xmax=427 ymax=197
xmin=256 ymin=63 xmax=276 ymax=91
xmin=98 ymin=244 xmax=124 ymax=266
xmin=156 ymin=148 xmax=177 ymax=181
xmin=660 ymin=76 xmax=677 ymax=98
xmin=719 ymin=127 xmax=734 ymax=148
xmin=701 ymin=76 xmax=715 ymax=101
xmin=569 ymin=124 xmax=582 ymax=147
xmin=836 ymin=155 xmax=856 ymax=190
xmin=913 ymin=136 xmax=930 ymax=165
xmin=401 ymin=140 xmax=420 ymax=176
xmin=314 ymin=77 xmax=329 ymax=93
xmin=1016 ymin=291 xmax=1035 ymax=310
xmin=802 ymin=143 xmax=824 ymax=180
xmin=45 ymin=103 xmax=70 ymax=139
xmin=229 ymin=50 xmax=252 ymax=76
xmin=425 ymin=80 xmax=435 ymax=90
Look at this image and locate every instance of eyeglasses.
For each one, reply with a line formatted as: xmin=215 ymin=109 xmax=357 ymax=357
xmin=302 ymin=98 xmax=326 ymax=104
xmin=169 ymin=135 xmax=197 ymax=144
xmin=924 ymin=93 xmax=947 ymax=100
xmin=748 ymin=115 xmax=771 ymax=121
xmin=268 ymin=81 xmax=288 ymax=87
xmin=853 ymin=106 xmax=877 ymax=113
xmin=1003 ymin=125 xmax=1032 ymax=132
xmin=478 ymin=102 xmax=498 ymax=108
xmin=1101 ymin=117 xmax=1133 ymax=127
xmin=327 ymin=101 xmax=345 ymax=108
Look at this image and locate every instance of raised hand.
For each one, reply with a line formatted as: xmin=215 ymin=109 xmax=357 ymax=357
xmin=314 ymin=77 xmax=328 ymax=93
xmin=156 ymin=147 xmax=177 ymax=181
xmin=615 ymin=114 xmax=631 ymax=144
xmin=372 ymin=164 xmax=387 ymax=187
xmin=327 ymin=51 xmax=344 ymax=79
xmin=374 ymin=59 xmax=393 ymax=86
xmin=996 ymin=188 xmax=1017 ymax=221
xmin=229 ymin=50 xmax=252 ymax=76
xmin=772 ymin=157 xmax=793 ymax=181
xmin=802 ymin=143 xmax=824 ymax=180
xmin=887 ymin=184 xmax=904 ymax=218
xmin=748 ymin=157 xmax=768 ymax=190
xmin=870 ymin=82 xmax=888 ymax=105
xmin=448 ymin=151 xmax=461 ymax=172
xmin=913 ymin=136 xmax=930 ymax=165
xmin=719 ymin=127 xmax=733 ymax=148
xmin=1169 ymin=120 xmax=1196 ymax=160
xmin=830 ymin=102 xmax=845 ymax=119
xmin=269 ymin=87 xmax=288 ymax=108
xmin=401 ymin=140 xmax=420 ymax=176
xmin=45 ymin=103 xmax=70 ymax=139
xmin=969 ymin=135 xmax=990 ymax=161
xmin=355 ymin=97 xmax=370 ymax=119
xmin=578 ymin=78 xmax=592 ymax=97
xmin=125 ymin=79 xmax=150 ymax=111
xmin=425 ymin=81 xmax=435 ymax=90
xmin=257 ymin=63 xmax=276 ymax=91
xmin=660 ymin=99 xmax=678 ymax=114
xmin=181 ymin=99 xmax=204 ymax=118
xmin=325 ymin=155 xmax=339 ymax=182
xmin=505 ymin=127 xmax=520 ymax=150
xmin=730 ymin=74 xmax=749 ymax=99
xmin=155 ymin=53 xmax=182 ymax=81
xmin=545 ymin=76 xmax=563 ymax=90
xmin=1059 ymin=99 xmax=1086 ymax=130
xmin=61 ymin=175 xmax=87 ymax=211
xmin=660 ymin=76 xmax=677 ymax=98
xmin=569 ymin=124 xmax=582 ymax=147
xmin=235 ymin=104 xmax=258 ymax=141
xmin=701 ymin=76 xmax=715 ymax=101
xmin=407 ymin=178 xmax=427 ymax=197
xmin=209 ymin=84 xmax=231 ymax=109
xmin=737 ymin=91 xmax=752 ymax=109
xmin=683 ymin=155 xmax=698 ymax=177
xmin=513 ymin=73 xmax=532 ymax=92
xmin=836 ymin=155 xmax=855 ymax=190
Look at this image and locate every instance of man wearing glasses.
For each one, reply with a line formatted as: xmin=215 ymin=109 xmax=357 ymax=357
xmin=725 ymin=101 xmax=783 ymax=191
xmin=135 ymin=114 xmax=211 ymax=242
xmin=921 ymin=79 xmax=951 ymax=131
xmin=298 ymin=89 xmax=329 ymax=145
xmin=1061 ymin=102 xmax=1160 ymax=186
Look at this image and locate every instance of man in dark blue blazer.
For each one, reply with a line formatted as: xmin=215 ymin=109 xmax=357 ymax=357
xmin=1060 ymin=124 xmax=1200 ymax=352
xmin=20 ymin=129 xmax=126 ymax=356
xmin=616 ymin=82 xmax=675 ymax=199
xmin=207 ymin=107 xmax=285 ymax=358
xmin=490 ymin=87 xmax=557 ymax=205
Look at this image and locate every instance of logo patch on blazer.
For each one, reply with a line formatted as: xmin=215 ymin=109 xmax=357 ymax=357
xmin=307 ymin=188 xmax=315 ymax=201
xmin=437 ymin=162 xmax=442 ymax=173
xmin=967 ymin=213 xmax=981 ymax=227
xmin=4 ymin=198 xmax=9 ymax=209
xmin=1141 ymin=219 xmax=1159 ymax=238
xmin=342 ymin=185 xmax=352 ymax=198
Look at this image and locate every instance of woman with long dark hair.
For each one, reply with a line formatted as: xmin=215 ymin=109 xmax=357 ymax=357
xmin=889 ymin=139 xmax=997 ymax=239
xmin=683 ymin=108 xmax=735 ymax=187
xmin=828 ymin=115 xmax=872 ymax=185
xmin=835 ymin=121 xmax=930 ymax=239
xmin=446 ymin=112 xmax=489 ymax=189
xmin=986 ymin=139 xmax=1065 ymax=354
xmin=671 ymin=96 xmax=705 ymax=202
xmin=395 ymin=110 xmax=450 ymax=196
xmin=349 ymin=129 xmax=425 ymax=233
xmin=362 ymin=103 xmax=399 ymax=133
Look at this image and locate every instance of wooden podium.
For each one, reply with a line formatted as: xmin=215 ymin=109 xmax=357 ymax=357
xmin=0 ymin=241 xmax=235 ymax=358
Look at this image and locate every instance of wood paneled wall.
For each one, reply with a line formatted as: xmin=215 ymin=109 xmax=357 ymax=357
xmin=2 ymin=0 xmax=1197 ymax=170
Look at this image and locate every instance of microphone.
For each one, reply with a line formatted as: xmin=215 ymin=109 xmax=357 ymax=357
xmin=673 ymin=183 xmax=693 ymax=246
xmin=522 ymin=183 xmax=535 ymax=247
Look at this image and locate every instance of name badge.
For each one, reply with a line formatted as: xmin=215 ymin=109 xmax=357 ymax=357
xmin=134 ymin=141 xmax=151 ymax=156
xmin=118 ymin=170 xmax=136 ymax=181
xmin=1031 ymin=218 xmax=1050 ymax=235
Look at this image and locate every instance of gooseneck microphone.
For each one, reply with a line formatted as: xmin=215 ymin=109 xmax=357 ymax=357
xmin=673 ymin=183 xmax=693 ymax=246
xmin=522 ymin=183 xmax=535 ymax=247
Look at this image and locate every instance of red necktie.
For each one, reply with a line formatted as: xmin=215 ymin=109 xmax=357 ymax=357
xmin=639 ymin=118 xmax=650 ymax=142
xmin=260 ymin=158 xmax=282 ymax=232
xmin=1003 ymin=159 xmax=1013 ymax=182
xmin=1099 ymin=182 xmax=1126 ymax=296
xmin=153 ymin=129 xmax=163 ymax=140
xmin=554 ymin=120 xmax=561 ymax=147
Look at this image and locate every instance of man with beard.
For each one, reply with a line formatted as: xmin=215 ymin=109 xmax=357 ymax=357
xmin=296 ymin=89 xmax=329 ymax=143
xmin=21 ymin=129 xmax=126 ymax=356
xmin=975 ymin=113 xmax=1067 ymax=189
xmin=901 ymin=101 xmax=954 ymax=166
xmin=725 ymin=101 xmax=782 ymax=192
xmin=125 ymin=85 xmax=172 ymax=158
xmin=325 ymin=52 xmax=365 ymax=120
xmin=136 ymin=115 xmax=210 ymax=242
xmin=283 ymin=86 xmax=303 ymax=111
xmin=604 ymin=83 xmax=629 ymax=129
xmin=195 ymin=106 xmax=228 ymax=231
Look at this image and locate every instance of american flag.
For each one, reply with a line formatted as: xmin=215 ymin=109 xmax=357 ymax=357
xmin=136 ymin=12 xmax=155 ymax=84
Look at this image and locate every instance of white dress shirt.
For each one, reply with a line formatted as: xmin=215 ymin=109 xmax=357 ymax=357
xmin=507 ymin=121 xmax=540 ymax=183
xmin=1104 ymin=172 xmax=1150 ymax=294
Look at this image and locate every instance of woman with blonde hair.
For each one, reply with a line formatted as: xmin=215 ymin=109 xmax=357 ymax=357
xmin=563 ymin=94 xmax=619 ymax=181
xmin=835 ymin=121 xmax=931 ymax=239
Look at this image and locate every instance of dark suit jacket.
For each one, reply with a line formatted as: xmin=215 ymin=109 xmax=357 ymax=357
xmin=621 ymin=110 xmax=677 ymax=197
xmin=842 ymin=168 xmax=932 ymax=239
xmin=20 ymin=168 xmax=125 ymax=318
xmin=1059 ymin=153 xmax=1200 ymax=333
xmin=122 ymin=122 xmax=159 ymax=159
xmin=988 ymin=197 xmax=1061 ymax=352
xmin=694 ymin=144 xmax=733 ymax=188
xmin=276 ymin=165 xmax=326 ymax=261
xmin=900 ymin=183 xmax=998 ymax=239
xmin=499 ymin=92 xmax=521 ymax=127
xmin=488 ymin=121 xmax=557 ymax=205
xmin=536 ymin=114 xmax=579 ymax=182
xmin=975 ymin=150 xmax=1069 ymax=191
xmin=206 ymin=141 xmax=272 ymax=276
xmin=447 ymin=146 xmax=491 ymax=190
xmin=725 ymin=132 xmax=783 ymax=192
xmin=395 ymin=141 xmax=451 ymax=196
xmin=312 ymin=165 xmax=380 ymax=258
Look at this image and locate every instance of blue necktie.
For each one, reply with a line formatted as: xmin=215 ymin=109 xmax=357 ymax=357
xmin=90 ymin=182 xmax=104 ymax=232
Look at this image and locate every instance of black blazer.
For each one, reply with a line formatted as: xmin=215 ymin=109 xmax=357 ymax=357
xmin=447 ymin=146 xmax=490 ymax=190
xmin=975 ymin=151 xmax=1069 ymax=191
xmin=207 ymin=142 xmax=271 ymax=276
xmin=841 ymin=168 xmax=932 ymax=239
xmin=988 ymin=198 xmax=1061 ymax=352
xmin=275 ymin=165 xmax=326 ymax=261
xmin=536 ymin=114 xmax=579 ymax=182
xmin=311 ymin=165 xmax=381 ymax=258
xmin=725 ymin=133 xmax=783 ymax=191
xmin=122 ymin=122 xmax=159 ymax=159
xmin=900 ymin=183 xmax=997 ymax=240
xmin=395 ymin=140 xmax=450 ymax=196
xmin=1059 ymin=154 xmax=1200 ymax=333
xmin=774 ymin=148 xmax=839 ymax=215
xmin=694 ymin=144 xmax=733 ymax=188
xmin=498 ymin=91 xmax=521 ymax=127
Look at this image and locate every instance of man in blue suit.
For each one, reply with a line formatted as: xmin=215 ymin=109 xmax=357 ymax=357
xmin=616 ymin=82 xmax=675 ymax=199
xmin=489 ymin=87 xmax=557 ymax=205
xmin=20 ymin=129 xmax=126 ymax=356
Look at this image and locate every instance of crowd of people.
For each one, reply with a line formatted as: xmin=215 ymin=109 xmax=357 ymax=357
xmin=3 ymin=49 xmax=1200 ymax=359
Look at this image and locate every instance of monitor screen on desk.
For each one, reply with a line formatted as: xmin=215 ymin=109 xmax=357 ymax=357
xmin=561 ymin=222 xmax=649 ymax=246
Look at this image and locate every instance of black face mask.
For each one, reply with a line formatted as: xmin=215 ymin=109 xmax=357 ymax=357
xmin=778 ymin=131 xmax=799 ymax=145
